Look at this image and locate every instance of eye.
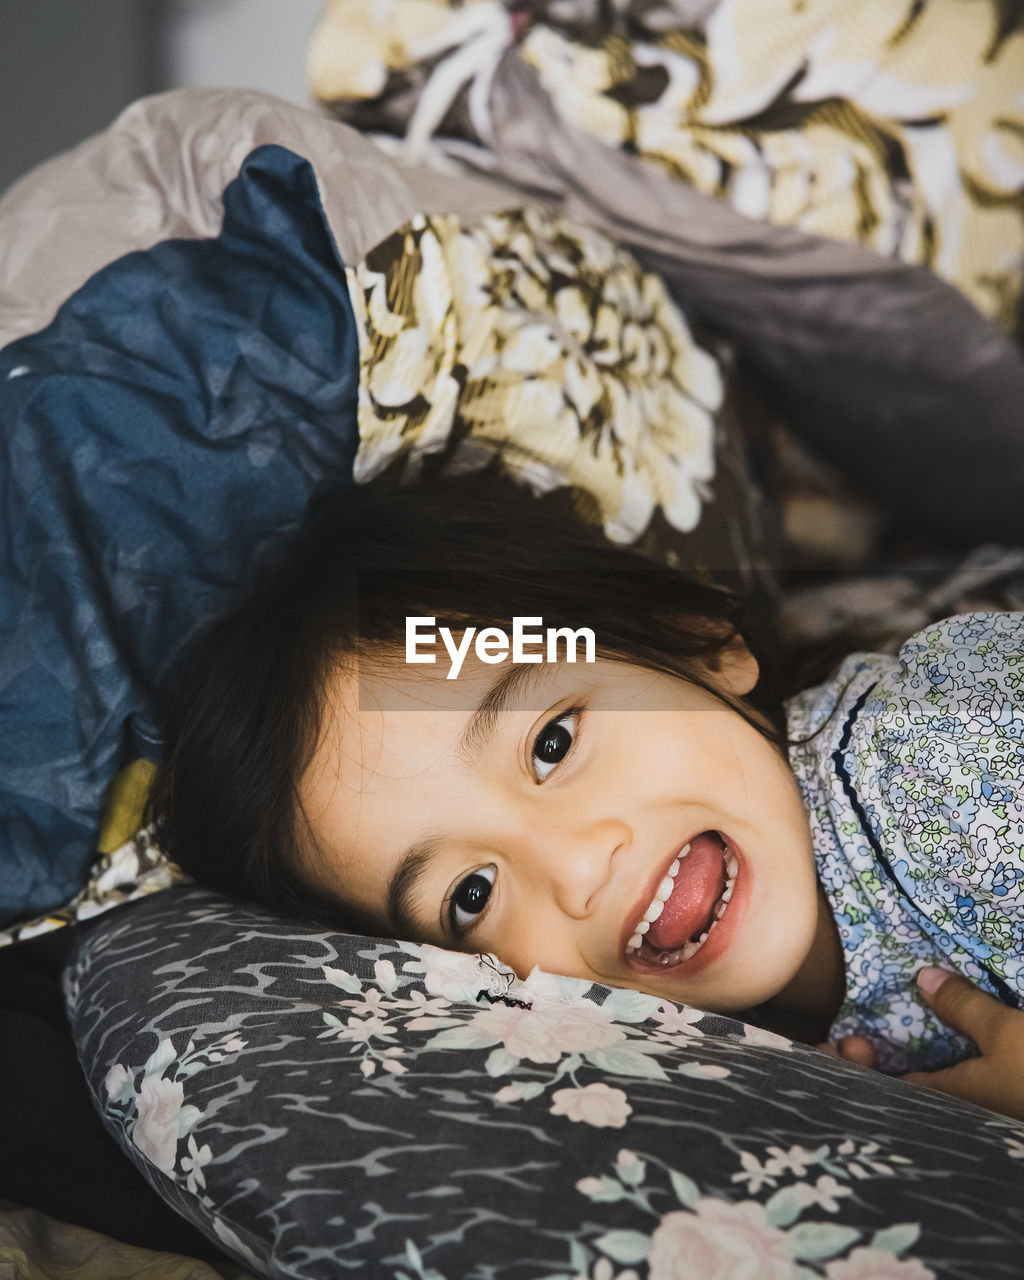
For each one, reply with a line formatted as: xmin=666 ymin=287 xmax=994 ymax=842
xmin=448 ymin=866 xmax=496 ymax=933
xmin=531 ymin=711 xmax=579 ymax=782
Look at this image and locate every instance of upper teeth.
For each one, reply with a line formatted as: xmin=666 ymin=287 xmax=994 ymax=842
xmin=625 ymin=844 xmax=687 ymax=950
xmin=642 ymin=872 xmax=676 ymax=924
xmin=625 ymin=840 xmax=738 ymax=957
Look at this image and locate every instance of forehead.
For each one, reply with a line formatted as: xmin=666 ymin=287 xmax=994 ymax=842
xmin=309 ymin=647 xmax=682 ymax=775
xmin=304 ymin=650 xmax=604 ymax=793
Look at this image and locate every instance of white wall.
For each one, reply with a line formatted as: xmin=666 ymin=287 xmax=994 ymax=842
xmin=162 ymin=0 xmax=326 ymax=109
xmin=1 ymin=1 xmax=329 ymax=197
xmin=0 ymin=0 xmax=162 ymax=196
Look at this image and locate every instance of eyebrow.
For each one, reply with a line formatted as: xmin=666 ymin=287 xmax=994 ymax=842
xmin=456 ymin=661 xmax=549 ymax=763
xmin=386 ymin=835 xmax=443 ymax=941
xmin=386 ymin=661 xmax=550 ymax=940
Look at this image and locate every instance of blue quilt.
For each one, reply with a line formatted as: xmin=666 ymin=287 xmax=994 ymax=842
xmin=0 ymin=144 xmax=359 ymax=923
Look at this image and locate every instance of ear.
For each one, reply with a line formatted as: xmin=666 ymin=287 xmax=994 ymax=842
xmin=707 ymin=630 xmax=760 ymax=697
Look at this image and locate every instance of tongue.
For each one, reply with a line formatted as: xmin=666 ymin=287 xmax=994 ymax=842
xmin=645 ymin=833 xmax=725 ymax=951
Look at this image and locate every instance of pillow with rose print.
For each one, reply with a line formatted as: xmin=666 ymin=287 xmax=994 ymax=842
xmin=67 ymin=883 xmax=1024 ymax=1279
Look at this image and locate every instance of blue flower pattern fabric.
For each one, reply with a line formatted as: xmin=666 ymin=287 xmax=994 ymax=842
xmin=787 ymin=612 xmax=1024 ymax=1074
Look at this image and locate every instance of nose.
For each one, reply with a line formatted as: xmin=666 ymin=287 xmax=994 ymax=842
xmin=512 ymin=809 xmax=629 ymax=920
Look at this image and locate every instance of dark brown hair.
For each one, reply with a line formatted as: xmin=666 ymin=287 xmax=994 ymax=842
xmin=147 ymin=462 xmax=783 ymax=930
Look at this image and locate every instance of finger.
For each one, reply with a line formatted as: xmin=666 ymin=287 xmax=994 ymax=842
xmin=815 ymin=1038 xmax=879 ymax=1069
xmin=837 ymin=1035 xmax=879 ymax=1069
xmin=900 ymin=1061 xmax=1023 ymax=1118
xmin=901 ymin=1068 xmax=956 ymax=1091
xmin=916 ymin=968 xmax=1006 ymax=1054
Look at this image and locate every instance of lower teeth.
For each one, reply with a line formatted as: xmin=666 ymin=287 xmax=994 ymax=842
xmin=659 ymin=934 xmax=705 ymax=965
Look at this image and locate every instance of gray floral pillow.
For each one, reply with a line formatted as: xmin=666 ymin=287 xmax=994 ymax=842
xmin=66 ymin=885 xmax=1024 ymax=1279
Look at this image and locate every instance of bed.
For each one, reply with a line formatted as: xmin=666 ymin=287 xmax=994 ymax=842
xmin=2 ymin=1 xmax=1024 ymax=1275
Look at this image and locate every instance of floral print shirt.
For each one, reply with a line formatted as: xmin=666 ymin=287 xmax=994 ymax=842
xmin=786 ymin=612 xmax=1024 ymax=1074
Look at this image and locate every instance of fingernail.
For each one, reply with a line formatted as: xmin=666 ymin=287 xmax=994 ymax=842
xmin=917 ymin=967 xmax=952 ymax=996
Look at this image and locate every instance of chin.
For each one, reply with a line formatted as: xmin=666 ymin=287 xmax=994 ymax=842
xmin=636 ymin=919 xmax=819 ymax=1014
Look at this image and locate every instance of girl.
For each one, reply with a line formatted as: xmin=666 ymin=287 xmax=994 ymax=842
xmin=149 ymin=465 xmax=1024 ymax=1118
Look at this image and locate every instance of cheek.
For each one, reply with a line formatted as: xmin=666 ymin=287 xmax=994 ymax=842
xmin=602 ymin=717 xmax=703 ymax=789
xmin=480 ymin=907 xmax=589 ymax=985
xmin=484 ymin=898 xmax=552 ymax=968
xmin=733 ymin=850 xmax=820 ymax=986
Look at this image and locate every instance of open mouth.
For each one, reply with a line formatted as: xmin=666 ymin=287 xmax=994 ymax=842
xmin=625 ymin=830 xmax=738 ymax=967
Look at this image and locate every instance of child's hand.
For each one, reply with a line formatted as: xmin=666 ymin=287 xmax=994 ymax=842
xmin=819 ymin=968 xmax=1024 ymax=1122
xmin=900 ymin=967 xmax=1024 ymax=1121
xmin=816 ymin=1035 xmax=878 ymax=1069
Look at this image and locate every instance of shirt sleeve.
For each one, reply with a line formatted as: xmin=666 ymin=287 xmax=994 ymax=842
xmin=852 ymin=611 xmax=1024 ymax=998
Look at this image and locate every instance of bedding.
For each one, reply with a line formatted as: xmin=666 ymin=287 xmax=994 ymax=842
xmin=2 ymin=12 xmax=1023 ymax=1271
xmin=310 ymin=0 xmax=1024 ymax=545
xmin=0 ymin=87 xmax=771 ymax=936
xmin=0 ymin=122 xmax=360 ymax=928
xmin=0 ymin=1200 xmax=253 ymax=1280
xmin=64 ymin=884 xmax=1024 ymax=1280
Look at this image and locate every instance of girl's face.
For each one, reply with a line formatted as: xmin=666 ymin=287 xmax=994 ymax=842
xmin=299 ymin=644 xmax=824 ymax=1014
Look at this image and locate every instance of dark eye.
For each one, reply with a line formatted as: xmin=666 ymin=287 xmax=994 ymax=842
xmin=531 ymin=712 xmax=578 ymax=782
xmin=449 ymin=866 xmax=496 ymax=932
